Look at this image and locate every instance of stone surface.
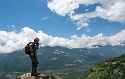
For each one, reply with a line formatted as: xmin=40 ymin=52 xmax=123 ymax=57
xmin=13 ymin=73 xmax=61 ymax=79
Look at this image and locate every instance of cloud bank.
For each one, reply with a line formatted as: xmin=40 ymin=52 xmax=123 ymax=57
xmin=47 ymin=0 xmax=125 ymax=30
xmin=0 ymin=27 xmax=125 ymax=53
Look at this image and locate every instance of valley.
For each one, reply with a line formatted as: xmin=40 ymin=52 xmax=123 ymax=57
xmin=0 ymin=45 xmax=125 ymax=79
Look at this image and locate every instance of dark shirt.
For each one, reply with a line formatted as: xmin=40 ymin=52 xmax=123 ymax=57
xmin=30 ymin=42 xmax=39 ymax=55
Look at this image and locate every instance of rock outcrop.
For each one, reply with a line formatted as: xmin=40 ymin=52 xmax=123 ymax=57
xmin=13 ymin=73 xmax=61 ymax=79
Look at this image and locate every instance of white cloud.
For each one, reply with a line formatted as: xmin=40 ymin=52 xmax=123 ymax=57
xmin=0 ymin=27 xmax=37 ymax=53
xmin=0 ymin=27 xmax=125 ymax=53
xmin=95 ymin=1 xmax=125 ymax=23
xmin=41 ymin=16 xmax=50 ymax=21
xmin=109 ymin=30 xmax=125 ymax=46
xmin=47 ymin=0 xmax=125 ymax=30
xmin=7 ymin=25 xmax=17 ymax=32
xmin=48 ymin=0 xmax=79 ymax=16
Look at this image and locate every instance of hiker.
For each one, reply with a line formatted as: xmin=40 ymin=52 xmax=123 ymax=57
xmin=28 ymin=37 xmax=40 ymax=76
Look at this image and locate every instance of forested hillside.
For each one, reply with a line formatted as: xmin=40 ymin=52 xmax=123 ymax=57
xmin=83 ymin=54 xmax=125 ymax=79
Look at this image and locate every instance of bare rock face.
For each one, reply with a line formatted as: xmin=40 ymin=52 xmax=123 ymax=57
xmin=13 ymin=73 xmax=61 ymax=79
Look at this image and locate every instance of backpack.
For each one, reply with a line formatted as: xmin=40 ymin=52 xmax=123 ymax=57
xmin=25 ymin=42 xmax=33 ymax=55
xmin=25 ymin=42 xmax=39 ymax=55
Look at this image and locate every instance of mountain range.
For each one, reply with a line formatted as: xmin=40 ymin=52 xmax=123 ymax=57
xmin=0 ymin=45 xmax=125 ymax=79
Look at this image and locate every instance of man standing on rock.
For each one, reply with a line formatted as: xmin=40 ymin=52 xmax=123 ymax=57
xmin=28 ymin=37 xmax=40 ymax=76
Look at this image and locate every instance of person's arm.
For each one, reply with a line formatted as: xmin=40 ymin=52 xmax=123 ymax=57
xmin=36 ymin=43 xmax=39 ymax=50
xmin=29 ymin=43 xmax=33 ymax=52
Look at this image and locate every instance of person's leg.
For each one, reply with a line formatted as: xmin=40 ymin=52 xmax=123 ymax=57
xmin=31 ymin=61 xmax=36 ymax=76
xmin=33 ymin=55 xmax=38 ymax=73
xmin=30 ymin=55 xmax=35 ymax=76
xmin=30 ymin=55 xmax=39 ymax=76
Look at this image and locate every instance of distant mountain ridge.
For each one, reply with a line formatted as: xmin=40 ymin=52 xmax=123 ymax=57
xmin=0 ymin=53 xmax=8 ymax=61
xmin=0 ymin=45 xmax=125 ymax=72
xmin=91 ymin=45 xmax=125 ymax=54
xmin=0 ymin=45 xmax=125 ymax=79
xmin=0 ymin=46 xmax=104 ymax=72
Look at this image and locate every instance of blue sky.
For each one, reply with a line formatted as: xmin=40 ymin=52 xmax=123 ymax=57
xmin=0 ymin=0 xmax=77 ymax=37
xmin=0 ymin=0 xmax=125 ymax=53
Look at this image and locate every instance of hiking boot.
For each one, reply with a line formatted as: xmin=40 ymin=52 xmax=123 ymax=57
xmin=31 ymin=72 xmax=40 ymax=76
xmin=34 ymin=72 xmax=40 ymax=76
xmin=31 ymin=72 xmax=34 ymax=76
